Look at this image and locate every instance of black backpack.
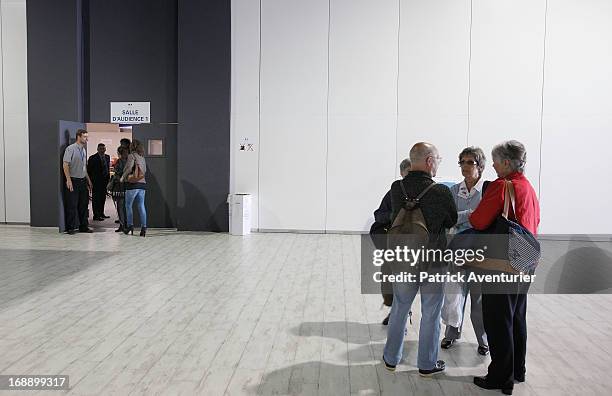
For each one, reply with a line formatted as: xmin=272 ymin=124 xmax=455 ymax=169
xmin=387 ymin=181 xmax=437 ymax=269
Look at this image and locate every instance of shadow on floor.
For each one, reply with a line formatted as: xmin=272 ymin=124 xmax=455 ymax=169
xmin=248 ymin=360 xmax=479 ymax=395
xmin=0 ymin=249 xmax=116 ymax=309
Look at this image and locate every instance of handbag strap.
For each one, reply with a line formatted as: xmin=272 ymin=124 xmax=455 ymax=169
xmin=502 ymin=180 xmax=517 ymax=219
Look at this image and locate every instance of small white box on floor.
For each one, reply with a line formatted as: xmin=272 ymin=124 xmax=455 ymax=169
xmin=229 ymin=194 xmax=252 ymax=235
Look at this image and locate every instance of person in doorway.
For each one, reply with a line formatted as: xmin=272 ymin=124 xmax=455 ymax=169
xmin=441 ymin=146 xmax=489 ymax=356
xmin=87 ymin=143 xmax=111 ymax=221
xmin=110 ymin=146 xmax=129 ymax=232
xmin=62 ymin=129 xmax=93 ymax=234
xmin=120 ymin=137 xmax=131 ymax=150
xmin=121 ymin=139 xmax=147 ymax=237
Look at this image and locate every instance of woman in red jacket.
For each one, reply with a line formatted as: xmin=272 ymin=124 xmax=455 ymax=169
xmin=469 ymin=140 xmax=540 ymax=395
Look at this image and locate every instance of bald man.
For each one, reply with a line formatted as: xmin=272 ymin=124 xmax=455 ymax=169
xmin=382 ymin=142 xmax=458 ymax=377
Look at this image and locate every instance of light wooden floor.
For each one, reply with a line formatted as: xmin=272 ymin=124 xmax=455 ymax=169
xmin=0 ymin=225 xmax=611 ymax=396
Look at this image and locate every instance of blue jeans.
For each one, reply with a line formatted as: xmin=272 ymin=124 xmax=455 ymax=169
xmin=125 ymin=189 xmax=146 ymax=228
xmin=383 ymin=272 xmax=444 ymax=370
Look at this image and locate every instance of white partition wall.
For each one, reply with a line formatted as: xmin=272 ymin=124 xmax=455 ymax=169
xmin=1 ymin=0 xmax=29 ymax=223
xmin=230 ymin=0 xmax=261 ymax=228
xmin=397 ymin=0 xmax=471 ymax=183
xmin=0 ymin=12 xmax=4 ymax=222
xmin=325 ymin=0 xmax=398 ymax=231
xmin=258 ymin=0 xmax=329 ymax=230
xmin=232 ymin=0 xmax=612 ymax=234
xmin=540 ymin=0 xmax=612 ymax=234
xmin=468 ymin=0 xmax=546 ymax=188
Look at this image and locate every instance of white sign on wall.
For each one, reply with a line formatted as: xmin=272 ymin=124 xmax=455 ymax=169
xmin=110 ymin=102 xmax=151 ymax=124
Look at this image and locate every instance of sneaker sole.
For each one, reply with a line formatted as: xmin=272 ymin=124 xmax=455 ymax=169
xmin=419 ymin=370 xmax=444 ymax=378
xmin=382 ymin=358 xmax=396 ymax=372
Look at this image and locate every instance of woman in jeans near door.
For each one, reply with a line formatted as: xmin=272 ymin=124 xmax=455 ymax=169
xmin=121 ymin=139 xmax=147 ymax=237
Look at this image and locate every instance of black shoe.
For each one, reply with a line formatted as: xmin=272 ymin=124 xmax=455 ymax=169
xmin=66 ymin=229 xmax=76 ymax=235
xmin=478 ymin=345 xmax=489 ymax=356
xmin=419 ymin=360 xmax=445 ymax=377
xmin=514 ymin=375 xmax=525 ymax=383
xmin=115 ymin=225 xmax=124 ymax=233
xmin=123 ymin=225 xmax=134 ymax=235
xmin=115 ymin=220 xmax=120 ymax=224
xmin=382 ymin=356 xmax=396 ymax=372
xmin=474 ymin=376 xmax=513 ymax=395
xmin=102 ymin=214 xmax=110 ymax=218
xmin=140 ymin=227 xmax=147 ymax=237
xmin=382 ymin=313 xmax=390 ymax=326
xmin=440 ymin=338 xmax=455 ymax=349
xmin=93 ymin=217 xmax=104 ymax=221
xmin=79 ymin=228 xmax=94 ymax=233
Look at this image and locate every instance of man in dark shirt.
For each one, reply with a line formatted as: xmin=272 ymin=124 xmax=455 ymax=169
xmin=87 ymin=143 xmax=111 ymax=221
xmin=382 ymin=142 xmax=458 ymax=377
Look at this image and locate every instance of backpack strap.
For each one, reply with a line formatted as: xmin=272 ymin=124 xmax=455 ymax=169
xmin=399 ymin=179 xmax=437 ymax=201
xmin=416 ymin=181 xmax=437 ymax=201
xmin=399 ymin=179 xmax=409 ymax=201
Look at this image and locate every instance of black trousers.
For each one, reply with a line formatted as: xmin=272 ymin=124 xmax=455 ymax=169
xmin=66 ymin=177 xmax=89 ymax=230
xmin=91 ymin=181 xmax=108 ymax=218
xmin=114 ymin=196 xmax=126 ymax=226
xmin=482 ymin=287 xmax=528 ymax=386
xmin=381 ymin=261 xmax=394 ymax=306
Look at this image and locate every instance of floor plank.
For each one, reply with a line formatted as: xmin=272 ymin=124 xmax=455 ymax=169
xmin=0 ymin=225 xmax=611 ymax=395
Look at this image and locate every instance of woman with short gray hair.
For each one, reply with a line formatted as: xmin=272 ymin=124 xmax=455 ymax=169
xmin=470 ymin=140 xmax=540 ymax=394
xmin=441 ymin=146 xmax=489 ymax=355
xmin=491 ymin=140 xmax=527 ymax=173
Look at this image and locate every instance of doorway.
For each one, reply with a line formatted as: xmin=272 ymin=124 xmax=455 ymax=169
xmin=84 ymin=123 xmax=132 ymax=231
xmin=58 ymin=121 xmax=177 ymax=232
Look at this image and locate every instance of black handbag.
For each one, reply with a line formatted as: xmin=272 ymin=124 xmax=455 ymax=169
xmin=107 ymin=176 xmax=125 ymax=198
xmin=452 ymin=180 xmax=540 ymax=274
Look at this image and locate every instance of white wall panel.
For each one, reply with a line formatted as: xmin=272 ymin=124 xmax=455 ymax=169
xmin=0 ymin=3 xmax=5 ymax=223
xmin=1 ymin=0 xmax=29 ymax=223
xmin=258 ymin=0 xmax=328 ymax=230
xmin=397 ymin=0 xmax=471 ymax=183
xmin=468 ymin=0 xmax=546 ymax=189
xmin=230 ymin=0 xmax=260 ymax=229
xmin=325 ymin=0 xmax=398 ymax=232
xmin=540 ymin=0 xmax=612 ymax=234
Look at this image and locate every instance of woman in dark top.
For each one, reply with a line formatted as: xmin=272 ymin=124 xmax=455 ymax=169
xmin=111 ymin=146 xmax=129 ymax=232
xmin=120 ymin=139 xmax=147 ymax=237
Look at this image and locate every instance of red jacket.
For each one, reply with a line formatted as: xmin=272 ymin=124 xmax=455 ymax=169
xmin=469 ymin=172 xmax=540 ymax=235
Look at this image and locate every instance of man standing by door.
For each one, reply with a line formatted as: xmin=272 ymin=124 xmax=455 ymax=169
xmin=62 ymin=129 xmax=93 ymax=234
xmin=87 ymin=143 xmax=111 ymax=221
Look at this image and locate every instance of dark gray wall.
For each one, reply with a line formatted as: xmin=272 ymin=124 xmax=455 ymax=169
xmin=177 ymin=0 xmax=231 ymax=231
xmin=27 ymin=0 xmax=82 ymax=227
xmin=86 ymin=0 xmax=178 ymax=228
xmin=27 ymin=0 xmax=231 ymax=231
xmin=87 ymin=0 xmax=177 ymax=123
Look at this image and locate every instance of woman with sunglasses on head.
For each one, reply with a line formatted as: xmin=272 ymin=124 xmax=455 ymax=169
xmin=440 ymin=146 xmax=489 ymax=356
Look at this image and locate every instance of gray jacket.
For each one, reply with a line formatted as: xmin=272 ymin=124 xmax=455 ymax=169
xmin=121 ymin=153 xmax=147 ymax=189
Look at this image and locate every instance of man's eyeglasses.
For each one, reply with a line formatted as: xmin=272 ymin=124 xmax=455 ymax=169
xmin=458 ymin=160 xmax=478 ymax=166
